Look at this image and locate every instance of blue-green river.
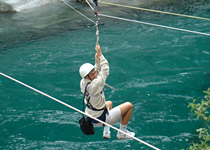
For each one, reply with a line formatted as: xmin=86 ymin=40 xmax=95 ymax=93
xmin=0 ymin=0 xmax=210 ymax=149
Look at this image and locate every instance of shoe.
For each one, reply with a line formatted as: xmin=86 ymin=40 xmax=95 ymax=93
xmin=116 ymin=130 xmax=135 ymax=139
xmin=103 ymin=131 xmax=111 ymax=139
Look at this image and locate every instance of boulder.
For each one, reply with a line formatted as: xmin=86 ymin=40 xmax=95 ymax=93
xmin=0 ymin=1 xmax=16 ymax=13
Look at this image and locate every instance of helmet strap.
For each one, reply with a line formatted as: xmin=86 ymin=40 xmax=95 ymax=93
xmin=87 ymin=75 xmax=92 ymax=81
xmin=86 ymin=68 xmax=95 ymax=81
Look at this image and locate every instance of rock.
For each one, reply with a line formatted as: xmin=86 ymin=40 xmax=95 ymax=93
xmin=0 ymin=1 xmax=16 ymax=13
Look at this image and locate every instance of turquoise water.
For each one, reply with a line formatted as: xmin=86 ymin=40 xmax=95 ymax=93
xmin=0 ymin=0 xmax=210 ymax=149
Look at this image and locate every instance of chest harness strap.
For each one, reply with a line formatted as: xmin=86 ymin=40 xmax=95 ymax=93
xmin=84 ymin=83 xmax=105 ymax=111
xmin=84 ymin=83 xmax=109 ymax=125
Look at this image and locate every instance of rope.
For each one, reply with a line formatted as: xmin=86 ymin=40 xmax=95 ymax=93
xmin=98 ymin=1 xmax=210 ymax=21
xmin=60 ymin=0 xmax=96 ymax=24
xmin=85 ymin=1 xmax=114 ymax=90
xmin=95 ymin=21 xmax=99 ymax=46
xmin=99 ymin=13 xmax=210 ymax=37
xmin=60 ymin=0 xmax=210 ymax=36
xmin=60 ymin=0 xmax=114 ymax=90
xmin=0 ymin=72 xmax=160 ymax=150
xmin=85 ymin=0 xmax=94 ymax=11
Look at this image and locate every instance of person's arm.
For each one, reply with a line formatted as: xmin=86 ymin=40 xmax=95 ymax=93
xmin=95 ymin=44 xmax=102 ymax=57
xmin=95 ymin=53 xmax=100 ymax=72
xmin=95 ymin=44 xmax=102 ymax=72
xmin=89 ymin=45 xmax=109 ymax=95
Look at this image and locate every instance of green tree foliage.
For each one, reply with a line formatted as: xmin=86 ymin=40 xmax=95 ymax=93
xmin=185 ymin=88 xmax=210 ymax=150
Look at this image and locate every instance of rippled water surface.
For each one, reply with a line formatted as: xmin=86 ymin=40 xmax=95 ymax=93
xmin=0 ymin=0 xmax=210 ymax=149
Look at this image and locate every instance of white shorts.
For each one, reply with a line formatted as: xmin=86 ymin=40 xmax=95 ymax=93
xmin=105 ymin=106 xmax=121 ymax=125
xmin=95 ymin=106 xmax=121 ymax=127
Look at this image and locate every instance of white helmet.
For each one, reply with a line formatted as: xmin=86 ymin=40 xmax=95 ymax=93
xmin=79 ymin=63 xmax=95 ymax=78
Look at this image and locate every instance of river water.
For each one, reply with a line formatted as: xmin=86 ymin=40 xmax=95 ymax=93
xmin=0 ymin=0 xmax=210 ymax=149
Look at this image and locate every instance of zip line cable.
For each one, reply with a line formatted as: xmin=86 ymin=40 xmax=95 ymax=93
xmin=99 ymin=13 xmax=210 ymax=37
xmin=60 ymin=0 xmax=210 ymax=37
xmin=98 ymin=1 xmax=210 ymax=21
xmin=61 ymin=0 xmax=96 ymax=24
xmin=0 ymin=72 xmax=160 ymax=150
xmin=85 ymin=0 xmax=95 ymax=11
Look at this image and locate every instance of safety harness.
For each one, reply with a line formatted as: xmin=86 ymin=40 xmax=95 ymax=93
xmin=83 ymin=82 xmax=109 ymax=124
xmin=84 ymin=82 xmax=105 ymax=111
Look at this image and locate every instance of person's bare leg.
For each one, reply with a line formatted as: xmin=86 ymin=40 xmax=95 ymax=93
xmin=117 ymin=102 xmax=135 ymax=139
xmin=106 ymin=101 xmax=112 ymax=110
xmin=119 ymin=102 xmax=133 ymax=125
xmin=103 ymin=101 xmax=112 ymax=139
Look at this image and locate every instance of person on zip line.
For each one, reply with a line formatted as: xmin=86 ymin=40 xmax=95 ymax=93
xmin=79 ymin=44 xmax=135 ymax=139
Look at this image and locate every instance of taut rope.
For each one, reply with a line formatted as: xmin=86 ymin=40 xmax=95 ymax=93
xmin=0 ymin=72 xmax=160 ymax=150
xmin=60 ymin=0 xmax=210 ymax=36
xmin=98 ymin=1 xmax=210 ymax=21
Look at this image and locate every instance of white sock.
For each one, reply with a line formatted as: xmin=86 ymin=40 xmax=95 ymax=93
xmin=104 ymin=125 xmax=110 ymax=133
xmin=120 ymin=123 xmax=127 ymax=131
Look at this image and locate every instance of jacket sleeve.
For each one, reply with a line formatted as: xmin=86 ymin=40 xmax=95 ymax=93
xmin=88 ymin=55 xmax=109 ymax=95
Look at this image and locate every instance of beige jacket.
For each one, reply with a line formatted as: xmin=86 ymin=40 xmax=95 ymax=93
xmin=80 ymin=55 xmax=109 ymax=118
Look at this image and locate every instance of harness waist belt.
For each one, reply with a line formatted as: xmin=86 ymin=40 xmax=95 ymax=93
xmin=87 ymin=104 xmax=105 ymax=111
xmin=88 ymin=108 xmax=109 ymax=124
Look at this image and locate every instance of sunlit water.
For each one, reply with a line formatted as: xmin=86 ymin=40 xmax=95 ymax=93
xmin=0 ymin=0 xmax=210 ymax=149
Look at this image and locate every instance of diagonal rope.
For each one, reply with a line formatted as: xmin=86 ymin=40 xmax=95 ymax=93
xmin=0 ymin=72 xmax=160 ymax=150
xmin=85 ymin=0 xmax=95 ymax=11
xmin=99 ymin=13 xmax=210 ymax=36
xmin=98 ymin=1 xmax=210 ymax=21
xmin=60 ymin=0 xmax=96 ymax=24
